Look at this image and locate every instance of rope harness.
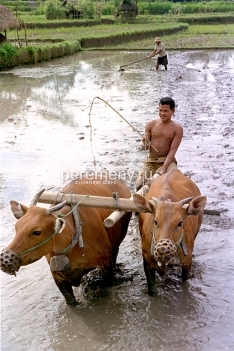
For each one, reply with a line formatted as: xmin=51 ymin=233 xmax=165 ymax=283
xmin=50 ymin=193 xmax=89 ymax=271
xmin=112 ymin=192 xmax=119 ymax=210
xmin=16 ymin=194 xmax=89 ymax=260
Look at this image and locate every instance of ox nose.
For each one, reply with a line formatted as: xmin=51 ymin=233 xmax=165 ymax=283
xmin=154 ymin=239 xmax=177 ymax=265
xmin=0 ymin=248 xmax=22 ymax=276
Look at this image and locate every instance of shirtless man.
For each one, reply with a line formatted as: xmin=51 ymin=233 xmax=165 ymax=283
xmin=135 ymin=97 xmax=183 ymax=191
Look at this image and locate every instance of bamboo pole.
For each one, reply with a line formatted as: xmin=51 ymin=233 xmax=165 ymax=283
xmin=119 ymin=56 xmax=151 ymax=70
xmin=38 ymin=192 xmax=138 ymax=212
xmin=104 ymin=210 xmax=125 ymax=228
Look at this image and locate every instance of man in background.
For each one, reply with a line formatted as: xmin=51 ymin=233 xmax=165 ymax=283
xmin=150 ymin=37 xmax=168 ymax=71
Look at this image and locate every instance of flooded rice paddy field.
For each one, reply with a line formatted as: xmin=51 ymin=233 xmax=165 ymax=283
xmin=0 ymin=50 xmax=234 ymax=351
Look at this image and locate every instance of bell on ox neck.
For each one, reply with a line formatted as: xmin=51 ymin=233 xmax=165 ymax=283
xmin=50 ymin=255 xmax=72 ymax=271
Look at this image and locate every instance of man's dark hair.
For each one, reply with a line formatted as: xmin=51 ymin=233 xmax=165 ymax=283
xmin=159 ymin=97 xmax=175 ymax=110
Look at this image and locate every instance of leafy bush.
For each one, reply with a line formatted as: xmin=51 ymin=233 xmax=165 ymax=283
xmin=44 ymin=0 xmax=65 ymax=20
xmin=0 ymin=42 xmax=18 ymax=69
xmin=102 ymin=3 xmax=114 ymax=16
xmin=0 ymin=42 xmax=17 ymax=59
xmin=44 ymin=0 xmax=57 ymax=20
xmin=138 ymin=1 xmax=172 ymax=15
xmin=26 ymin=45 xmax=37 ymax=55
xmin=83 ymin=1 xmax=95 ymax=19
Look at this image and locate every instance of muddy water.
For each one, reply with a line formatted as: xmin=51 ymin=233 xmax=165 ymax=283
xmin=0 ymin=50 xmax=234 ymax=351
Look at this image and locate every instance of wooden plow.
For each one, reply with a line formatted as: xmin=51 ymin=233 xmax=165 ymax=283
xmin=37 ymin=185 xmax=220 ymax=228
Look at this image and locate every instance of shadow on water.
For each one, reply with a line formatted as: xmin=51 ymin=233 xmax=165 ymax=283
xmin=1 ymin=50 xmax=234 ymax=351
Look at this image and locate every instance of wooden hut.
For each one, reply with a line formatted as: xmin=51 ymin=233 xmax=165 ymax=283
xmin=0 ymin=4 xmax=20 ymax=43
xmin=117 ymin=0 xmax=138 ymax=18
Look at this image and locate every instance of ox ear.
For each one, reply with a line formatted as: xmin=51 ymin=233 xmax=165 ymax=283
xmin=10 ymin=201 xmax=28 ymax=219
xmin=133 ymin=194 xmax=155 ymax=214
xmin=187 ymin=196 xmax=207 ymax=216
xmin=54 ymin=218 xmax=66 ymax=234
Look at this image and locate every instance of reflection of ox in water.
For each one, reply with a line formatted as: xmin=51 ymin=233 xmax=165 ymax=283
xmin=133 ymin=169 xmax=207 ymax=295
xmin=0 ymin=177 xmax=131 ymax=305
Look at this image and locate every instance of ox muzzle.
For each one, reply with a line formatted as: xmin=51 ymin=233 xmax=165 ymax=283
xmin=0 ymin=248 xmax=22 ymax=276
xmin=153 ymin=239 xmax=177 ymax=267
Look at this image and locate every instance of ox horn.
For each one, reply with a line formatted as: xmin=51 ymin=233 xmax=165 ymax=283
xmin=46 ymin=201 xmax=67 ymax=215
xmin=180 ymin=197 xmax=194 ymax=205
xmin=30 ymin=189 xmax=45 ymax=205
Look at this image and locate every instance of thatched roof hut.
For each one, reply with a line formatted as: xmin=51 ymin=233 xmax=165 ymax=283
xmin=117 ymin=0 xmax=138 ymax=18
xmin=0 ymin=4 xmax=20 ymax=33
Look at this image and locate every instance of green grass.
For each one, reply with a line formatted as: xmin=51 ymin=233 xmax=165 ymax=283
xmin=5 ymin=14 xmax=234 ymax=50
xmin=105 ymin=24 xmax=234 ymax=50
xmin=7 ymin=22 xmax=184 ymax=41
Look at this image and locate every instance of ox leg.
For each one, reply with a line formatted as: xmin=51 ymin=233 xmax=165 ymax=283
xmin=111 ymin=247 xmax=119 ymax=267
xmin=181 ymin=264 xmax=191 ymax=281
xmin=143 ymin=257 xmax=157 ymax=296
xmin=55 ymin=280 xmax=77 ymax=305
xmin=101 ymin=264 xmax=114 ymax=286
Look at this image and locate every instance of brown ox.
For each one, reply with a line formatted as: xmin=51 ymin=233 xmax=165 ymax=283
xmin=133 ymin=169 xmax=206 ymax=295
xmin=0 ymin=177 xmax=131 ymax=305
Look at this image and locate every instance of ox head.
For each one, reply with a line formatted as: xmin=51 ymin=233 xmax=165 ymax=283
xmin=133 ymin=194 xmax=207 ymax=267
xmin=0 ymin=189 xmax=67 ymax=276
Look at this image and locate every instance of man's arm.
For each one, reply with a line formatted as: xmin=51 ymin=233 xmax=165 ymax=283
xmin=150 ymin=48 xmax=162 ymax=58
xmin=150 ymin=49 xmax=157 ymax=58
xmin=140 ymin=121 xmax=152 ymax=150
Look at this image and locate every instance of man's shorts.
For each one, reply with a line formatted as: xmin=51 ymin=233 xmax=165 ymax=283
xmin=139 ymin=156 xmax=177 ymax=178
xmin=157 ymin=55 xmax=168 ymax=66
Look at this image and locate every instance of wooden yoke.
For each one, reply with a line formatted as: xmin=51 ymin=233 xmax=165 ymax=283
xmin=37 ymin=185 xmax=219 ymax=228
xmin=37 ymin=185 xmax=150 ymax=228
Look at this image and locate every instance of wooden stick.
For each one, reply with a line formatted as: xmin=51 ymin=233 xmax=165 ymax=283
xmin=120 ymin=56 xmax=151 ymax=69
xmin=204 ymin=209 xmax=220 ymax=216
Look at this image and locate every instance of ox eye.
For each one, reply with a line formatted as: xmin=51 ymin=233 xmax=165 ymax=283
xmin=154 ymin=220 xmax=158 ymax=226
xmin=32 ymin=230 xmax=41 ymax=236
xmin=178 ymin=221 xmax=183 ymax=227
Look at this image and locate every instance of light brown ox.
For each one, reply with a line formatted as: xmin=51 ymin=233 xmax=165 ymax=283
xmin=133 ymin=169 xmax=207 ymax=295
xmin=0 ymin=177 xmax=131 ymax=305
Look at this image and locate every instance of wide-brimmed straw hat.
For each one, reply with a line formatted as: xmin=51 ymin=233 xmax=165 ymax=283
xmin=155 ymin=37 xmax=161 ymax=42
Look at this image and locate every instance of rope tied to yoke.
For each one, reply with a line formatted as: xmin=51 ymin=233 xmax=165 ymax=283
xmin=16 ymin=193 xmax=89 ymax=258
xmin=112 ymin=192 xmax=119 ymax=210
xmin=53 ymin=193 xmax=89 ymax=219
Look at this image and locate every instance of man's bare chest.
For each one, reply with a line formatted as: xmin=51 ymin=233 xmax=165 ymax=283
xmin=151 ymin=125 xmax=175 ymax=140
